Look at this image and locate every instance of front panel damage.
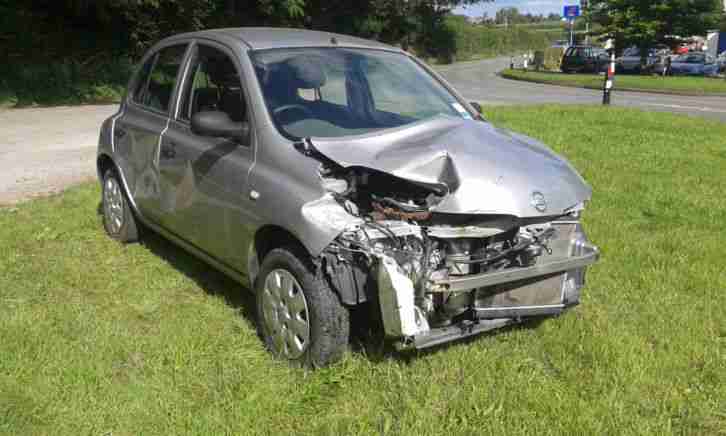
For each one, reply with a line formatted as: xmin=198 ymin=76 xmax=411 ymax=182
xmin=301 ymin=137 xmax=599 ymax=349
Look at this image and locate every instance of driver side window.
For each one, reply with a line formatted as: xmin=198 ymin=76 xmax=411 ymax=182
xmin=179 ymin=45 xmax=247 ymax=123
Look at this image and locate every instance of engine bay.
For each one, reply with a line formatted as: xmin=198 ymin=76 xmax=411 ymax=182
xmin=312 ymin=162 xmax=595 ymax=347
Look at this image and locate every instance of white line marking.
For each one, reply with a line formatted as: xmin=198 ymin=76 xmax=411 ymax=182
xmin=638 ymin=102 xmax=726 ymax=114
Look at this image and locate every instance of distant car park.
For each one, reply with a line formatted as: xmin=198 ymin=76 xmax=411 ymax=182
xmin=560 ymin=45 xmax=609 ymax=73
xmin=670 ymin=53 xmax=719 ymax=77
xmin=616 ymin=47 xmax=658 ymax=74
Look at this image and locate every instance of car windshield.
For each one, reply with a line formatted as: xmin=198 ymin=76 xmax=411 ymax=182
xmin=675 ymin=54 xmax=704 ymax=64
xmin=250 ymin=48 xmax=470 ymax=139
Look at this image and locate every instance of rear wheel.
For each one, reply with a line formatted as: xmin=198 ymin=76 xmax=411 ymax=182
xmin=256 ymin=247 xmax=350 ymax=368
xmin=101 ymin=169 xmax=139 ymax=243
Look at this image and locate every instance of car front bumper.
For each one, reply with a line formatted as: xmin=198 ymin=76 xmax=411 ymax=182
xmin=397 ymin=221 xmax=599 ymax=350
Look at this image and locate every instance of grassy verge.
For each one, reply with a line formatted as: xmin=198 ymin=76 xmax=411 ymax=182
xmin=2 ymin=106 xmax=725 ymax=435
xmin=501 ymin=68 xmax=726 ymax=96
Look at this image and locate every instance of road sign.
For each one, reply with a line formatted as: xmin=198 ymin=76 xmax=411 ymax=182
xmin=564 ymin=5 xmax=580 ymax=18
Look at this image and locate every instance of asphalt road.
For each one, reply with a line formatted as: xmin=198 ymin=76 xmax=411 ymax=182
xmin=438 ymin=57 xmax=726 ymax=122
xmin=1 ymin=57 xmax=724 ymax=204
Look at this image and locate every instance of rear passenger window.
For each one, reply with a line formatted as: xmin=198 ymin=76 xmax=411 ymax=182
xmin=134 ymin=44 xmax=188 ymax=113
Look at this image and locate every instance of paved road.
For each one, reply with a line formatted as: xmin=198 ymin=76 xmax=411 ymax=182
xmin=0 ymin=105 xmax=117 ymax=204
xmin=438 ymin=57 xmax=726 ymax=122
xmin=1 ymin=57 xmax=725 ymax=204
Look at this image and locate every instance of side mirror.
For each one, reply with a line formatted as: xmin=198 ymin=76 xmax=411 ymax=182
xmin=191 ymin=111 xmax=249 ymax=141
xmin=469 ymin=102 xmax=485 ymax=121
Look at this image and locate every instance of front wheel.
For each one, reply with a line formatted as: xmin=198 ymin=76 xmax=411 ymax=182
xmin=255 ymin=247 xmax=350 ymax=368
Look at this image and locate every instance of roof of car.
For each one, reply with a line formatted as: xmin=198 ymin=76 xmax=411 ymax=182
xmin=166 ymin=27 xmax=401 ymax=52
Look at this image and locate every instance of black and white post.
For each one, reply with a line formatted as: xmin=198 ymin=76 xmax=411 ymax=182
xmin=603 ymin=44 xmax=616 ymax=105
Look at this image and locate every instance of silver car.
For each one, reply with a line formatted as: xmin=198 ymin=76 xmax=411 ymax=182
xmin=97 ymin=28 xmax=599 ymax=367
xmin=670 ymin=53 xmax=719 ymax=76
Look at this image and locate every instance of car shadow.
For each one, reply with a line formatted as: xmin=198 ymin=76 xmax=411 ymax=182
xmin=97 ymin=202 xmax=552 ymax=364
xmin=137 ymin=225 xmax=257 ymax=326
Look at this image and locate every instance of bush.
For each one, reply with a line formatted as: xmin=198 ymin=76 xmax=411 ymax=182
xmin=443 ymin=16 xmax=560 ymax=63
xmin=0 ymin=57 xmax=133 ymax=107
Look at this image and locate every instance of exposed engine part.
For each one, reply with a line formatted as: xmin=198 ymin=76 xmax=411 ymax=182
xmin=427 ymin=215 xmax=515 ymax=239
xmin=444 ymin=239 xmax=480 ymax=276
xmin=371 ymin=201 xmax=431 ymax=221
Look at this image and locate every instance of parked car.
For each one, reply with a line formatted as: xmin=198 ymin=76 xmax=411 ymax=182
xmin=616 ymin=47 xmax=658 ymax=74
xmin=97 ymin=28 xmax=599 ymax=367
xmin=560 ymin=45 xmax=609 ymax=73
xmin=670 ymin=52 xmax=719 ymax=76
xmin=718 ymin=52 xmax=726 ymax=73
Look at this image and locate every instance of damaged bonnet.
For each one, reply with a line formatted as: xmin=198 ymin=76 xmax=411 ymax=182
xmin=307 ymin=116 xmax=592 ymax=217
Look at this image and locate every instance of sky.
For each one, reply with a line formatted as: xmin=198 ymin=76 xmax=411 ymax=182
xmin=454 ymin=1 xmax=576 ymax=18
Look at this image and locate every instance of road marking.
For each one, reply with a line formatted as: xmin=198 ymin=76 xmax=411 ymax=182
xmin=631 ymin=102 xmax=726 ymax=114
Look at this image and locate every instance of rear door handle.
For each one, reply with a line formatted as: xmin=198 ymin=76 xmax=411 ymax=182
xmin=114 ymin=127 xmax=127 ymax=139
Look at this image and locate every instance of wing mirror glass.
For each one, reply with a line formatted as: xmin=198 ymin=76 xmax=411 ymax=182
xmin=191 ymin=111 xmax=250 ymax=141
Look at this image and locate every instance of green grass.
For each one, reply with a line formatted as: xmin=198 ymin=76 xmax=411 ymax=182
xmin=2 ymin=106 xmax=726 ymax=435
xmin=502 ymin=68 xmax=726 ymax=96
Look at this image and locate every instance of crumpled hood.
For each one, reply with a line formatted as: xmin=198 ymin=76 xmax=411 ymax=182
xmin=309 ymin=116 xmax=592 ymax=217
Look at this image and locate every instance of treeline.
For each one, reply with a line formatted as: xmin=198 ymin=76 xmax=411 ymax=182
xmin=487 ymin=8 xmax=561 ymax=25
xmin=1 ymin=0 xmax=560 ymax=106
xmin=446 ymin=15 xmax=561 ymax=62
xmin=3 ymin=1 xmax=488 ymax=63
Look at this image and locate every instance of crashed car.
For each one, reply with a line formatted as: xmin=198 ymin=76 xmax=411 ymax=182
xmin=97 ymin=28 xmax=599 ymax=367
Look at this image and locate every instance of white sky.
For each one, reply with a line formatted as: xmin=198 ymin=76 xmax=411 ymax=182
xmin=454 ymin=1 xmax=577 ymax=18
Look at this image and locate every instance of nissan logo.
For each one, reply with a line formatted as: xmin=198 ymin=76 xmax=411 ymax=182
xmin=531 ymin=191 xmax=547 ymax=213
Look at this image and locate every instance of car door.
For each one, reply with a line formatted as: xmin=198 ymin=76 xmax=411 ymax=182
xmin=157 ymin=41 xmax=257 ymax=268
xmin=115 ymin=43 xmax=190 ymax=223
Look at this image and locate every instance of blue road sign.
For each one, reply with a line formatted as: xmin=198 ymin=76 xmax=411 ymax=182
xmin=564 ymin=5 xmax=581 ymax=18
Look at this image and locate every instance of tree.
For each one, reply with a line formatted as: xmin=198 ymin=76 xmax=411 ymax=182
xmin=590 ymin=0 xmax=721 ymax=63
xmin=3 ymin=0 xmax=494 ymax=64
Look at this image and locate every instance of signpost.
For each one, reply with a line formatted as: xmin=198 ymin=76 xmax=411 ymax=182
xmin=563 ymin=5 xmax=580 ymax=47
xmin=563 ymin=5 xmax=580 ymax=18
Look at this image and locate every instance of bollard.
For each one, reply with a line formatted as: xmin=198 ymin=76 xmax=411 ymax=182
xmin=602 ymin=50 xmax=615 ymax=105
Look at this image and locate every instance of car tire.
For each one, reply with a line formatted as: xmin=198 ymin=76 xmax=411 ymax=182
xmin=101 ymin=168 xmax=139 ymax=243
xmin=256 ymin=247 xmax=350 ymax=368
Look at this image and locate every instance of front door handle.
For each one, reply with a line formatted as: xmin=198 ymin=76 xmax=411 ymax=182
xmin=160 ymin=141 xmax=176 ymax=159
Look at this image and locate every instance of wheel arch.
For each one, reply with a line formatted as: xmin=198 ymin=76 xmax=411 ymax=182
xmin=248 ymin=225 xmax=314 ymax=290
xmin=96 ymin=153 xmax=140 ymax=214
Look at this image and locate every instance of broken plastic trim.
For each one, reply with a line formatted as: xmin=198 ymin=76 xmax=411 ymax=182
xmin=376 ymin=253 xmax=430 ymax=338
